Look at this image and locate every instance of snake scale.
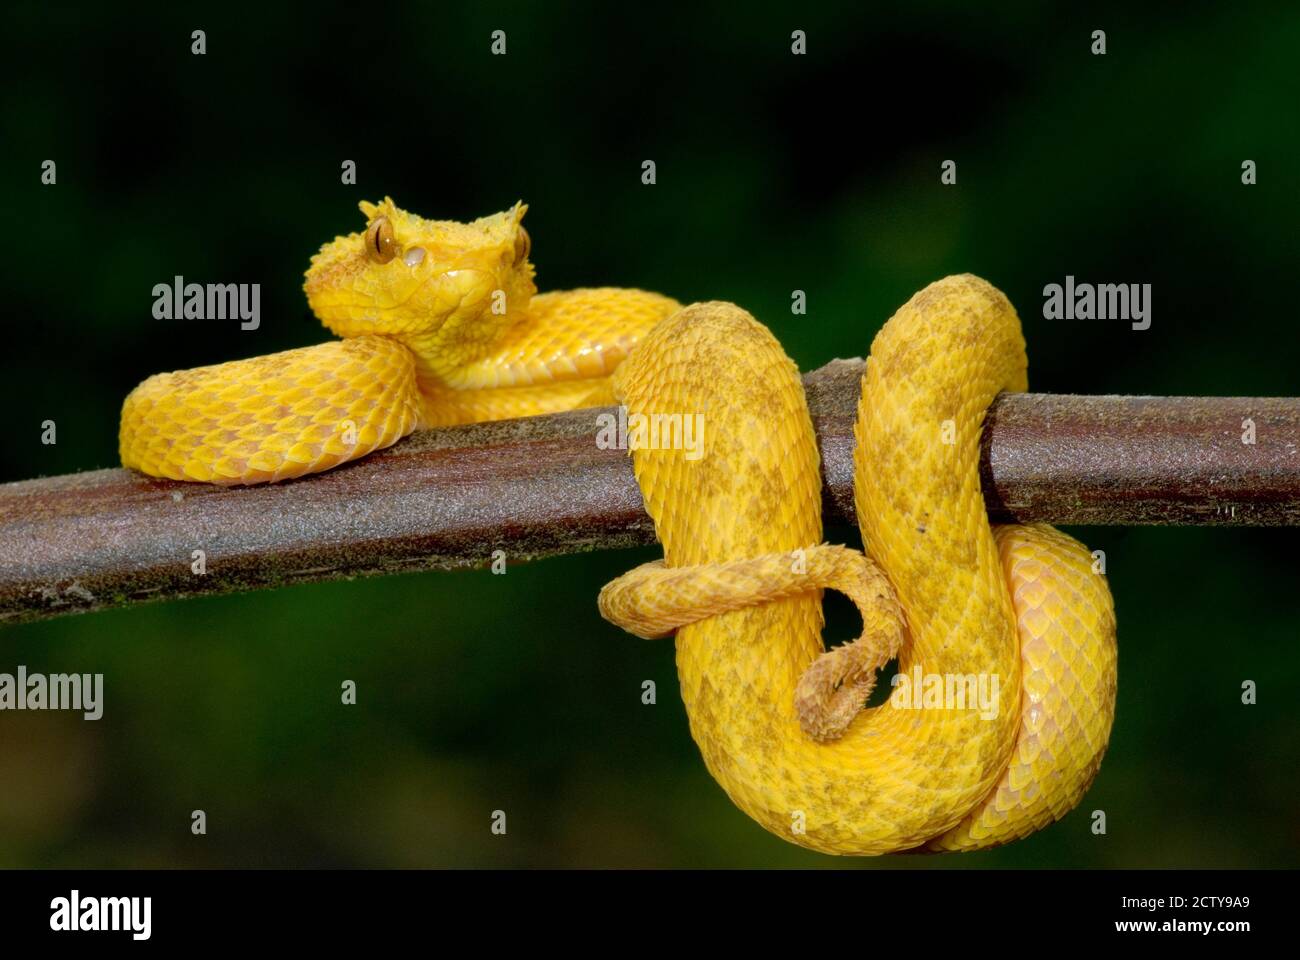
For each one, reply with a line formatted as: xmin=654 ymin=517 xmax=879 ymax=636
xmin=120 ymin=201 xmax=1117 ymax=855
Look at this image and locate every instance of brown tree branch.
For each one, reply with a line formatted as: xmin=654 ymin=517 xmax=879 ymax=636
xmin=2 ymin=359 xmax=1297 ymax=624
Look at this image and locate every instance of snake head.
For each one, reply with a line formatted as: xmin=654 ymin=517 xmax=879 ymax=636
xmin=303 ymin=198 xmax=537 ymax=343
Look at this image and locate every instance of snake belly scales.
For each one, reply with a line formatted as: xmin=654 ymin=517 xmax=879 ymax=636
xmin=119 ymin=200 xmax=1117 ymax=855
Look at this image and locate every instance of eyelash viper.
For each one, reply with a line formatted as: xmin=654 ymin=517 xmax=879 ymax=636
xmin=120 ymin=204 xmax=1117 ymax=854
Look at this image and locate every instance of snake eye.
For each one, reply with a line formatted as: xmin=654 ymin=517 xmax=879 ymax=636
xmin=365 ymin=217 xmax=398 ymax=263
xmin=514 ymin=227 xmax=531 ymax=264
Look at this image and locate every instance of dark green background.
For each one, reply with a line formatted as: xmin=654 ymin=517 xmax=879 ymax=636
xmin=1 ymin=2 xmax=1296 ymax=867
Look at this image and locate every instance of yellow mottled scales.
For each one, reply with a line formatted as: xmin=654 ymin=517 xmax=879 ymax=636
xmin=120 ymin=199 xmax=679 ymax=484
xmin=119 ymin=338 xmax=420 ymax=485
xmin=934 ymin=522 xmax=1117 ymax=850
xmin=600 ymin=277 xmax=1117 ymax=854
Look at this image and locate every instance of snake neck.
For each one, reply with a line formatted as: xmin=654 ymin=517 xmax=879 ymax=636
xmin=395 ymin=295 xmax=536 ymax=392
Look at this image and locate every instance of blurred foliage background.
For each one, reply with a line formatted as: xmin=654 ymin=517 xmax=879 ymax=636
xmin=1 ymin=1 xmax=1297 ymax=867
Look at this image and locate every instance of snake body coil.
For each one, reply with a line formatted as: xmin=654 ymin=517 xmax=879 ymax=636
xmin=600 ymin=277 xmax=1117 ymax=854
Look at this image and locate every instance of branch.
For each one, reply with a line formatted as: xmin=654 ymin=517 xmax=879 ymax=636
xmin=3 ymin=359 xmax=1297 ymax=624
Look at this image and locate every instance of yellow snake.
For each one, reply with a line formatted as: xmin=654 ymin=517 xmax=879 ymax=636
xmin=120 ymin=203 xmax=1117 ymax=855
